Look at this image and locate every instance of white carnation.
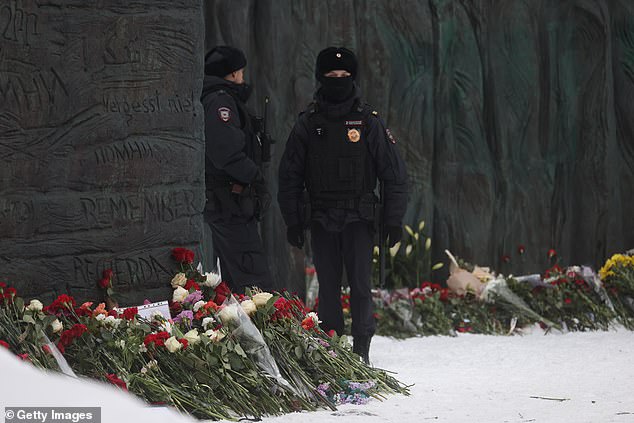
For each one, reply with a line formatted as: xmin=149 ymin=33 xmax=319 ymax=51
xmin=202 ymin=317 xmax=216 ymax=329
xmin=193 ymin=300 xmax=206 ymax=312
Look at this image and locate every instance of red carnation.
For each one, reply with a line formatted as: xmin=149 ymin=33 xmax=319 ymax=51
xmin=122 ymin=307 xmax=138 ymax=321
xmin=172 ymin=247 xmax=195 ymax=264
xmin=105 ymin=373 xmax=128 ymax=391
xmin=0 ymin=340 xmax=9 ymax=349
xmin=178 ymin=338 xmax=188 ymax=350
xmin=564 ymin=298 xmax=572 ymax=304
xmin=547 ymin=248 xmax=557 ymax=259
xmin=501 ymin=254 xmax=511 ymax=263
xmin=518 ymin=245 xmax=526 ymax=255
xmin=301 ymin=316 xmax=316 ymax=331
xmin=144 ymin=331 xmax=170 ymax=348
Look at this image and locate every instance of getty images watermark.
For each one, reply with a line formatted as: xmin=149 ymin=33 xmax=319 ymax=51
xmin=4 ymin=407 xmax=100 ymax=423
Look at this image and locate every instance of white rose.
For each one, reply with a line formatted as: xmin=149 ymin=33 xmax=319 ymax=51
xmin=170 ymin=273 xmax=187 ymax=288
xmin=165 ymin=336 xmax=182 ymax=353
xmin=240 ymin=299 xmax=257 ymax=316
xmin=172 ymin=286 xmax=189 ymax=303
xmin=252 ymin=292 xmax=273 ymax=308
xmin=27 ymin=299 xmax=43 ymax=312
xmin=217 ymin=304 xmax=239 ymax=325
xmin=183 ymin=329 xmax=200 ymax=345
xmin=205 ymin=329 xmax=226 ymax=343
xmin=201 ymin=271 xmax=221 ymax=289
xmin=193 ymin=300 xmax=206 ymax=312
xmin=95 ymin=314 xmax=106 ymax=321
xmin=202 ymin=317 xmax=216 ymax=329
xmin=50 ymin=319 xmax=63 ymax=333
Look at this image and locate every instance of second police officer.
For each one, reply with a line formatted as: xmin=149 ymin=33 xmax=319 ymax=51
xmin=278 ymin=47 xmax=408 ymax=363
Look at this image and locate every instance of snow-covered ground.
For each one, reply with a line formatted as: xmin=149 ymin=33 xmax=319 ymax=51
xmin=3 ymin=327 xmax=634 ymax=423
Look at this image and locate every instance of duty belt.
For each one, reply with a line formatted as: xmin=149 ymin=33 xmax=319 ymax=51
xmin=311 ymin=198 xmax=359 ymax=210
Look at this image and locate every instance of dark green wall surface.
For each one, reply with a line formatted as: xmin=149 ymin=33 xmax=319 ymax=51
xmin=204 ymin=0 xmax=634 ymax=295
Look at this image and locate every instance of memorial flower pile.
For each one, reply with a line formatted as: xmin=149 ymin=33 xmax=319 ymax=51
xmin=362 ymin=251 xmax=628 ymax=337
xmin=0 ymin=248 xmax=409 ymax=421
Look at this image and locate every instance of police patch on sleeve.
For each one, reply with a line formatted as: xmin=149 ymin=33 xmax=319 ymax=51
xmin=385 ymin=128 xmax=396 ymax=144
xmin=217 ymin=107 xmax=231 ymax=122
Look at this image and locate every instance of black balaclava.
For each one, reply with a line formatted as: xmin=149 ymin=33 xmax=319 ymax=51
xmin=315 ymin=47 xmax=358 ymax=103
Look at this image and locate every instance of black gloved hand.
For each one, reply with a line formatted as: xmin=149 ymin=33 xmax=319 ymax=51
xmin=251 ymin=179 xmax=271 ymax=214
xmin=383 ymin=225 xmax=402 ymax=248
xmin=286 ymin=224 xmax=305 ymax=249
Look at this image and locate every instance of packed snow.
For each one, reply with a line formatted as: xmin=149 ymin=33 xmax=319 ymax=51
xmin=3 ymin=327 xmax=634 ymax=423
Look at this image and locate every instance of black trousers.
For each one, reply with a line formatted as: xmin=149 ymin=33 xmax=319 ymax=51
xmin=206 ymin=213 xmax=272 ymax=294
xmin=311 ymin=220 xmax=376 ymax=338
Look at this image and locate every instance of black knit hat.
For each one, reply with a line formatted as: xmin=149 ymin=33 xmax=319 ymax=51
xmin=204 ymin=46 xmax=247 ymax=77
xmin=315 ymin=47 xmax=358 ymax=80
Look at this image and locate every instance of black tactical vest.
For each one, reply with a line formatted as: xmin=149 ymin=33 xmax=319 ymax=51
xmin=304 ymin=103 xmax=377 ymax=209
xmin=204 ymin=88 xmax=262 ymax=187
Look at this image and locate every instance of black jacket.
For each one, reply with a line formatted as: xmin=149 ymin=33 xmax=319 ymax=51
xmin=201 ymin=76 xmax=260 ymax=187
xmin=278 ymin=86 xmax=408 ymax=231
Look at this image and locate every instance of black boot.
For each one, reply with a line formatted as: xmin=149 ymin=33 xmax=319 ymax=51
xmin=353 ymin=335 xmax=372 ymax=364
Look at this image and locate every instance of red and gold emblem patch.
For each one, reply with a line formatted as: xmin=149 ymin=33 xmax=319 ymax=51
xmin=347 ymin=128 xmax=361 ymax=143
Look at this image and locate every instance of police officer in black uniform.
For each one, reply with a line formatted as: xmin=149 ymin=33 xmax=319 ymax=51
xmin=201 ymin=46 xmax=273 ymax=294
xmin=278 ymin=47 xmax=408 ymax=363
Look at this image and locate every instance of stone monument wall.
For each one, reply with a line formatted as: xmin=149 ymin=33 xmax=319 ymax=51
xmin=0 ymin=0 xmax=205 ymax=303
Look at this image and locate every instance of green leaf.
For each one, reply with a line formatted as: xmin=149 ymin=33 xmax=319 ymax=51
xmin=229 ymin=354 xmax=244 ymax=370
xmin=14 ymin=297 xmax=25 ymax=312
xmin=294 ymin=345 xmax=303 ymax=359
xmin=234 ymin=343 xmax=247 ymax=358
xmin=22 ymin=315 xmax=36 ymax=324
xmin=106 ymin=288 xmax=114 ymax=296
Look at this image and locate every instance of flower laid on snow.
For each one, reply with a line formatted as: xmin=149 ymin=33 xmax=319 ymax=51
xmin=121 ymin=307 xmax=138 ymax=321
xmin=27 ymin=299 xmax=43 ymax=312
xmin=171 ymin=273 xmax=187 ymax=288
xmin=217 ymin=304 xmax=240 ymax=326
xmin=240 ymin=299 xmax=257 ymax=316
xmin=50 ymin=319 xmax=63 ymax=333
xmin=204 ymin=328 xmax=226 ymax=343
xmin=183 ymin=329 xmax=200 ymax=345
xmin=143 ymin=332 xmax=170 ymax=348
xmin=202 ymin=316 xmax=216 ymax=329
xmin=301 ymin=312 xmax=321 ymax=331
xmin=165 ymin=336 xmax=187 ymax=352
xmin=172 ymin=286 xmax=189 ymax=303
xmin=193 ymin=300 xmax=206 ymax=312
xmin=201 ymin=271 xmax=222 ymax=289
xmin=183 ymin=290 xmax=203 ymax=305
xmin=173 ymin=310 xmax=194 ymax=326
xmin=252 ymin=292 xmax=273 ymax=307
